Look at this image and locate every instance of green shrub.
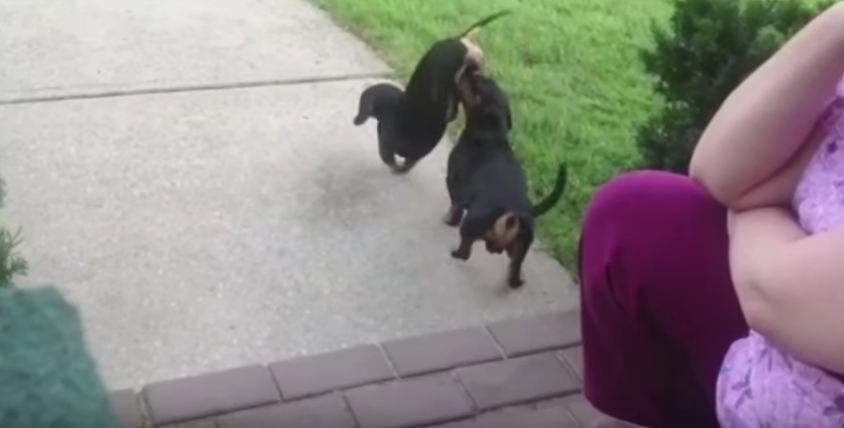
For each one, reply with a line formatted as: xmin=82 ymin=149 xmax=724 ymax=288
xmin=637 ymin=0 xmax=833 ymax=172
xmin=0 ymin=177 xmax=27 ymax=288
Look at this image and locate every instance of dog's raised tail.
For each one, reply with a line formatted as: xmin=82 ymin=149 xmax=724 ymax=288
xmin=532 ymin=164 xmax=568 ymax=217
xmin=458 ymin=10 xmax=512 ymax=38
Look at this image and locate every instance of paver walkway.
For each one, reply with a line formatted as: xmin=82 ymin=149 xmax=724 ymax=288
xmin=110 ymin=309 xmax=609 ymax=428
xmin=0 ymin=0 xmax=578 ymax=390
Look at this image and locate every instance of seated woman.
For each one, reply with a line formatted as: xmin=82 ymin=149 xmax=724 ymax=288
xmin=579 ymin=3 xmax=844 ymax=427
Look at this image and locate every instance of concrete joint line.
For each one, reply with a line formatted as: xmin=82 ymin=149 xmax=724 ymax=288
xmin=0 ymin=71 xmax=395 ymax=106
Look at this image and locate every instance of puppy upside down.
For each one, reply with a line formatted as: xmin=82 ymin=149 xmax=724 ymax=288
xmin=353 ymin=11 xmax=510 ymax=173
xmin=446 ymin=70 xmax=567 ymax=288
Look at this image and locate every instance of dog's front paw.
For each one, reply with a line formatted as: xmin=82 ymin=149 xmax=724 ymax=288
xmin=451 ymin=248 xmax=470 ymax=261
xmin=507 ymin=276 xmax=525 ymax=289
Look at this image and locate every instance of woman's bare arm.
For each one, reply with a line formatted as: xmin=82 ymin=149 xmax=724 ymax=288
xmin=690 ymin=2 xmax=844 ymax=209
xmin=730 ymin=207 xmax=844 ymax=372
xmin=728 ymin=121 xmax=826 ymax=210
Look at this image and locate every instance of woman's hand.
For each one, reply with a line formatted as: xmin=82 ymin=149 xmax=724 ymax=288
xmin=690 ymin=2 xmax=844 ymax=209
xmin=730 ymin=207 xmax=844 ymax=373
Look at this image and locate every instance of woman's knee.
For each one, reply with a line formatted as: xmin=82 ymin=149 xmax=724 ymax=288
xmin=579 ymin=170 xmax=726 ymax=294
xmin=584 ymin=170 xmax=714 ymax=234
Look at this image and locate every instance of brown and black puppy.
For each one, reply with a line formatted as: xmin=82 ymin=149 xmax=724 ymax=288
xmin=353 ymin=11 xmax=510 ymax=173
xmin=446 ymin=69 xmax=567 ymax=288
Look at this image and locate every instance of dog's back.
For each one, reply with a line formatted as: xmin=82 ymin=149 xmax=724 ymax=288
xmin=405 ymin=39 xmax=466 ymax=114
xmin=461 ymin=138 xmax=531 ymax=218
xmin=448 ymin=73 xmax=529 ymax=219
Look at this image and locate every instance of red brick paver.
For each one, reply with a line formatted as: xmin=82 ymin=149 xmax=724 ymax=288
xmin=110 ymin=389 xmax=144 ymax=428
xmin=382 ymin=326 xmax=502 ymax=377
xmin=560 ymin=346 xmax=585 ymax=381
xmin=217 ymin=393 xmax=356 ymax=428
xmin=269 ymin=345 xmax=395 ymax=400
xmin=455 ymin=353 xmax=580 ymax=411
xmin=143 ymin=365 xmax=280 ymax=425
xmin=437 ymin=405 xmax=580 ymax=428
xmin=346 ymin=375 xmax=474 ymax=428
xmin=487 ymin=311 xmax=581 ymax=357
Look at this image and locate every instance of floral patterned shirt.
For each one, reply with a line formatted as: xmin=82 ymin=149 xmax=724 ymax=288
xmin=716 ymin=79 xmax=844 ymax=428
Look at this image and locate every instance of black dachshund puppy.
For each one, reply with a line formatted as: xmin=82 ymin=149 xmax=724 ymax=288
xmin=354 ymin=11 xmax=510 ymax=173
xmin=445 ymin=69 xmax=567 ymax=288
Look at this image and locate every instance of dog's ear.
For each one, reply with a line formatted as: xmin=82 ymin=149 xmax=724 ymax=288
xmin=447 ymin=94 xmax=459 ymax=122
xmin=459 ymin=37 xmax=485 ymax=74
xmin=456 ymin=67 xmax=482 ymax=111
xmin=354 ymin=91 xmax=373 ymax=125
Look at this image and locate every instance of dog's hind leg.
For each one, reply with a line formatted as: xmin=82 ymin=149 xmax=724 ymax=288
xmin=451 ymin=236 xmax=473 ymax=260
xmin=505 ymin=237 xmax=531 ymax=288
xmin=443 ymin=205 xmax=463 ymax=226
xmin=443 ymin=176 xmax=464 ymax=226
xmin=378 ymin=137 xmax=399 ymax=170
xmin=453 ymin=212 xmax=489 ymax=260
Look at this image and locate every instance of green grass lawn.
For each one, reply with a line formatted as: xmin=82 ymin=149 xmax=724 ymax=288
xmin=313 ymin=0 xmax=674 ymax=270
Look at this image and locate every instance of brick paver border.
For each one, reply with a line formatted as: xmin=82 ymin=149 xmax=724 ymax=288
xmin=110 ymin=309 xmax=605 ymax=428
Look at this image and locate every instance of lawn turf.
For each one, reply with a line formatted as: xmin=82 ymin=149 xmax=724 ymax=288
xmin=312 ymin=0 xmax=674 ymax=271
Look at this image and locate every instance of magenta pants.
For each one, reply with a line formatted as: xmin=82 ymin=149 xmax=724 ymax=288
xmin=579 ymin=171 xmax=748 ymax=428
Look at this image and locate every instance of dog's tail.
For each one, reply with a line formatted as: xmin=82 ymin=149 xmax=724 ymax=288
xmin=458 ymin=10 xmax=511 ymax=38
xmin=532 ymin=164 xmax=568 ymax=217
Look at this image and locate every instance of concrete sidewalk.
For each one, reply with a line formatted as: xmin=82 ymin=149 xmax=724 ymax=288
xmin=0 ymin=0 xmax=577 ymax=390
